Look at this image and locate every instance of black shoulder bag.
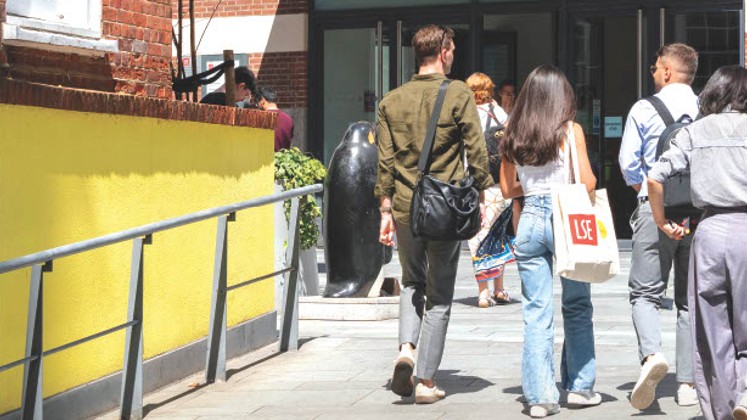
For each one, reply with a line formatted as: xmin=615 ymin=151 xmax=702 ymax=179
xmin=409 ymin=80 xmax=482 ymax=241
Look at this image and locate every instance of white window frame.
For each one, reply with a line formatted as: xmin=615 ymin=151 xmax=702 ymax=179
xmin=2 ymin=0 xmax=117 ymax=54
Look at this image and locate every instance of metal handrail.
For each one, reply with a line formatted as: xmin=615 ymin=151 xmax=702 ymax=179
xmin=0 ymin=183 xmax=323 ymax=420
xmin=0 ymin=184 xmax=322 ymax=274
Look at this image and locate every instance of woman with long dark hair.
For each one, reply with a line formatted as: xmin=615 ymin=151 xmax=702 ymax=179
xmin=648 ymin=65 xmax=747 ymax=420
xmin=500 ymin=65 xmax=601 ymax=418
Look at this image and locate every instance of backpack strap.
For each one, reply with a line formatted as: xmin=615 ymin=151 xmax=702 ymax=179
xmin=485 ymin=104 xmax=494 ymax=131
xmin=644 ymin=96 xmax=675 ymax=127
xmin=417 ymin=80 xmax=451 ymax=176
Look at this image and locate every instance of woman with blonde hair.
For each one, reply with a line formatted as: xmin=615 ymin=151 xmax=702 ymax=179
xmin=465 ymin=72 xmax=512 ymax=307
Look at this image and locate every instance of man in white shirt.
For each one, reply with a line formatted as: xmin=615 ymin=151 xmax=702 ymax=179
xmin=619 ymin=43 xmax=700 ymax=410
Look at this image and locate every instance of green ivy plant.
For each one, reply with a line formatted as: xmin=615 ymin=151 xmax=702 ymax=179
xmin=274 ymin=147 xmax=327 ymax=250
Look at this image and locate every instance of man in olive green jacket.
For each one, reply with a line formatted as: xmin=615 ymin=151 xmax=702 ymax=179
xmin=375 ymin=24 xmax=492 ymax=404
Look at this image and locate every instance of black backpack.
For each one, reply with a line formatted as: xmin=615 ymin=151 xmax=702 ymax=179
xmin=482 ymin=104 xmax=505 ymax=183
xmin=644 ymin=96 xmax=700 ymax=220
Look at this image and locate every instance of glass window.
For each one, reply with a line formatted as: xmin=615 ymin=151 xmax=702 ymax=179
xmin=7 ymin=0 xmax=103 ymax=38
xmin=668 ymin=11 xmax=742 ymax=91
xmin=316 ymin=0 xmax=468 ymax=11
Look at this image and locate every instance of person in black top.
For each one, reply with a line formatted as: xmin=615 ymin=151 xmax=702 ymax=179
xmin=200 ymin=66 xmax=257 ymax=108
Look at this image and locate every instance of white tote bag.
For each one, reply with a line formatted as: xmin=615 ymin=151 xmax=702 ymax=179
xmin=552 ymin=124 xmax=619 ymax=283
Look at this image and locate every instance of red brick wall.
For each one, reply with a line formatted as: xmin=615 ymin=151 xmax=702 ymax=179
xmin=250 ymin=51 xmax=307 ymax=108
xmin=173 ymin=0 xmax=308 ymax=19
xmin=1 ymin=0 xmax=173 ymax=99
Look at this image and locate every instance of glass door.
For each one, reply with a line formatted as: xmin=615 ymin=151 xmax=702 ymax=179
xmin=482 ymin=13 xmax=555 ymax=92
xmin=321 ymin=23 xmax=392 ymax=163
xmin=399 ymin=23 xmax=472 ymax=84
xmin=570 ymin=11 xmax=639 ymax=238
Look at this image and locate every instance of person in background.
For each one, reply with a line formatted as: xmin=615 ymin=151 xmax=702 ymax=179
xmin=200 ymin=66 xmax=257 ymax=108
xmin=498 ymin=80 xmax=517 ymax=116
xmin=618 ymin=43 xmax=700 ymax=410
xmin=257 ymin=86 xmax=294 ymax=151
xmin=376 ymin=24 xmax=491 ymax=404
xmin=500 ymin=65 xmax=601 ymax=418
xmin=465 ymin=72 xmax=512 ymax=307
xmin=648 ymin=65 xmax=747 ymax=420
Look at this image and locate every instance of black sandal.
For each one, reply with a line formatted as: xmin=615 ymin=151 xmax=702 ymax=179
xmin=493 ymin=290 xmax=512 ymax=305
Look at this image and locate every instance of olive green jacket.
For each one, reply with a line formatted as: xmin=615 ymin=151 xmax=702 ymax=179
xmin=374 ymin=73 xmax=493 ymax=223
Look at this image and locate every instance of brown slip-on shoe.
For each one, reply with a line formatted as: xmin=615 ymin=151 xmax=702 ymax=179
xmin=391 ymin=355 xmax=414 ymax=397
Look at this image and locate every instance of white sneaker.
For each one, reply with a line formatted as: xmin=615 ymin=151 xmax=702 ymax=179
xmin=567 ymin=391 xmax=602 ymax=408
xmin=733 ymin=405 xmax=747 ymax=420
xmin=414 ymin=382 xmax=446 ymax=404
xmin=675 ymin=383 xmax=698 ymax=407
xmin=630 ymin=352 xmax=669 ymax=410
xmin=529 ymin=403 xmax=560 ymax=418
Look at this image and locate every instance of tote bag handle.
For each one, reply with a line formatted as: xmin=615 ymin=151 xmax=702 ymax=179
xmin=563 ymin=122 xmax=582 ymax=185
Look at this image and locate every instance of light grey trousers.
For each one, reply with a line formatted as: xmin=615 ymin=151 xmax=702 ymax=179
xmin=395 ymin=221 xmax=461 ymax=380
xmin=689 ymin=212 xmax=747 ymax=420
xmin=629 ymin=202 xmax=694 ymax=382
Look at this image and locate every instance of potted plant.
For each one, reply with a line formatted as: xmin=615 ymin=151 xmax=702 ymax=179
xmin=274 ymin=147 xmax=327 ymax=296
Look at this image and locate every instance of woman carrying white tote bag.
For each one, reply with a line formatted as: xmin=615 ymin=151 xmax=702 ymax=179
xmin=499 ymin=65 xmax=603 ymax=418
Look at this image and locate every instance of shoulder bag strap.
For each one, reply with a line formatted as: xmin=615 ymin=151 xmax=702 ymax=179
xmin=644 ymin=96 xmax=675 ymax=127
xmin=417 ymin=80 xmax=452 ymax=176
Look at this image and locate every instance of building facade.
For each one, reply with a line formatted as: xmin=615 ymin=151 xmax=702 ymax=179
xmin=171 ymin=0 xmax=745 ymax=237
xmin=309 ymin=0 xmax=746 ymax=238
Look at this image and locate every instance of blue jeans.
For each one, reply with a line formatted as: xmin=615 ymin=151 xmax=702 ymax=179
xmin=514 ymin=194 xmax=597 ymax=404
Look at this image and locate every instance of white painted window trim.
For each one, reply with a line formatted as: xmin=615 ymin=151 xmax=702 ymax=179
xmin=2 ymin=0 xmax=117 ymax=55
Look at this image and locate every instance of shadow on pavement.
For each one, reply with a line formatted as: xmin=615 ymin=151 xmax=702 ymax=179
xmin=618 ymin=373 xmax=687 ymax=417
xmin=142 ymin=384 xmax=207 ymax=417
xmin=225 ymin=336 xmax=321 ymax=380
xmin=452 ymin=295 xmax=519 ymax=307
xmin=386 ymin=370 xmax=495 ymax=405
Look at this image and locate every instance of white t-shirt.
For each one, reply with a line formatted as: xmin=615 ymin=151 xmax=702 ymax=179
xmin=477 ymin=100 xmax=508 ymax=130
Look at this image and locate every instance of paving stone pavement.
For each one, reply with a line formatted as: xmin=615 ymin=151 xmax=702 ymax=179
xmin=96 ymin=248 xmax=703 ymax=419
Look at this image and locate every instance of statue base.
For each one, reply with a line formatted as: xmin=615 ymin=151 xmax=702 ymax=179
xmin=299 ymin=295 xmax=399 ymax=321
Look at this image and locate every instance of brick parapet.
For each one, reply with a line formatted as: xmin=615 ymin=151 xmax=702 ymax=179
xmin=0 ymin=78 xmax=277 ymax=129
xmin=172 ymin=0 xmax=308 ymax=19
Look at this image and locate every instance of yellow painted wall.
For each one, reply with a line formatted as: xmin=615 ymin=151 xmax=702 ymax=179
xmin=0 ymin=104 xmax=275 ymax=413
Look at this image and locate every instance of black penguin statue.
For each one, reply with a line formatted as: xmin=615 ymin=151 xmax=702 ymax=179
xmin=323 ymin=121 xmax=391 ymax=298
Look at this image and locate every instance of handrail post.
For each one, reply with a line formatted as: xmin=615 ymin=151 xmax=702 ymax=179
xmin=22 ymin=261 xmax=51 ymax=420
xmin=279 ymin=197 xmax=301 ymax=352
xmin=205 ymin=213 xmax=234 ymax=383
xmin=120 ymin=236 xmax=149 ymax=420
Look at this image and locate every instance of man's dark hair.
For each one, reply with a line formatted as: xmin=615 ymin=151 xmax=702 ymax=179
xmin=412 ymin=25 xmax=454 ymax=67
xmin=235 ymin=66 xmax=257 ymax=95
xmin=657 ymin=43 xmax=698 ymax=84
xmin=501 ymin=65 xmax=576 ymax=166
xmin=698 ymin=65 xmax=747 ymax=116
xmin=256 ymin=86 xmax=278 ymax=103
